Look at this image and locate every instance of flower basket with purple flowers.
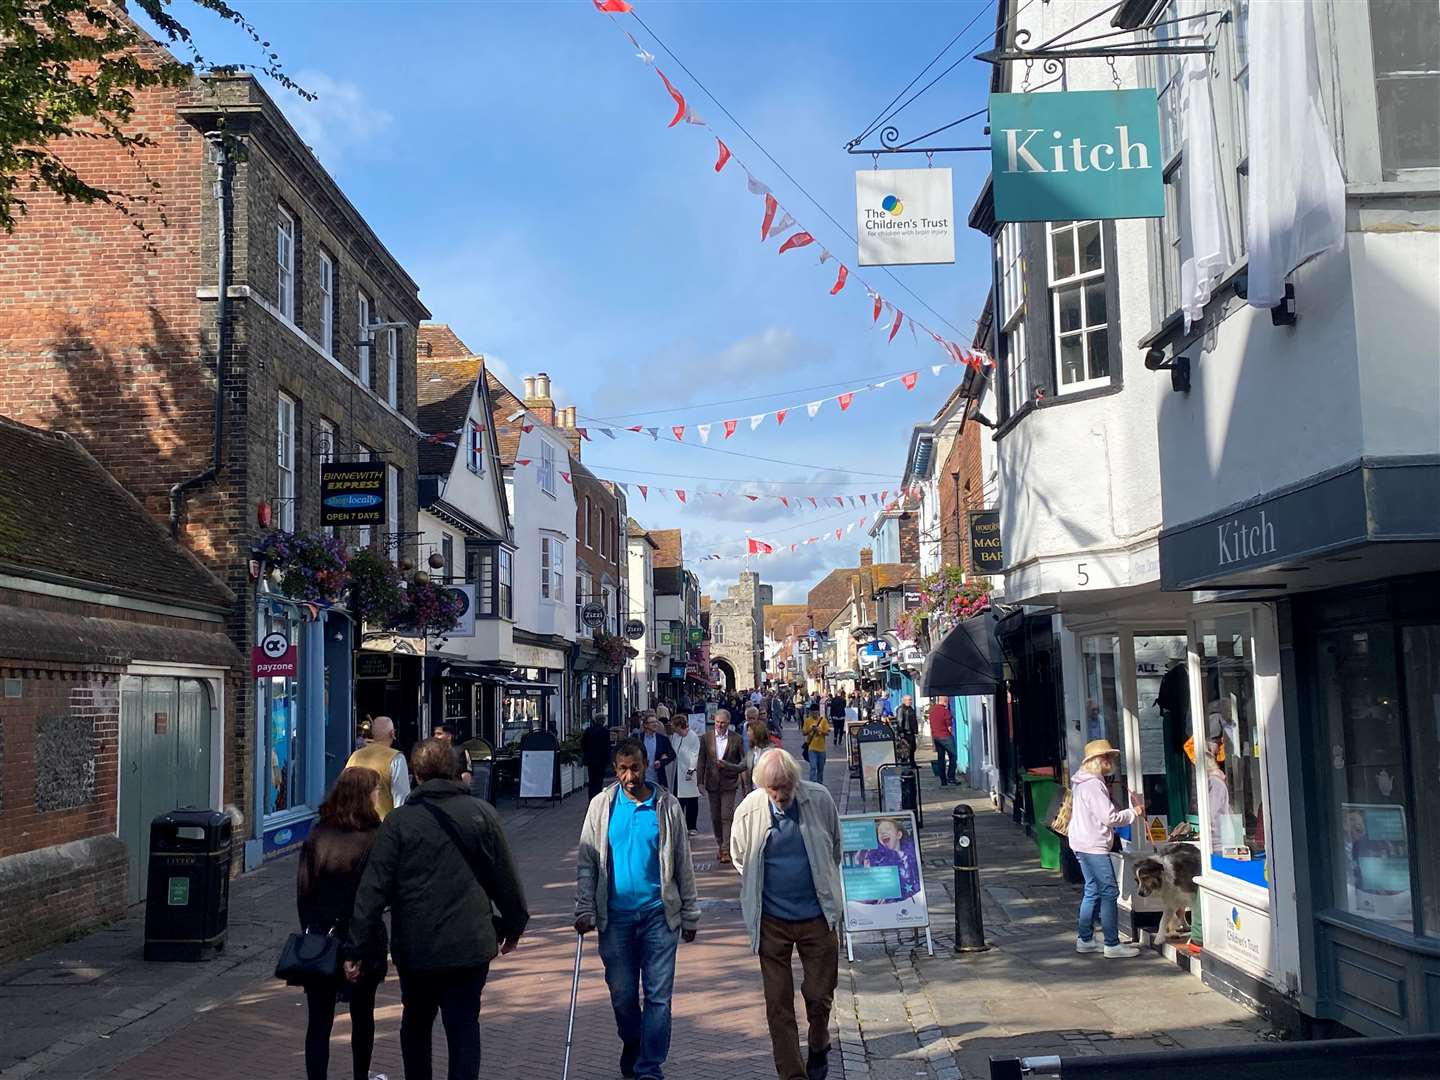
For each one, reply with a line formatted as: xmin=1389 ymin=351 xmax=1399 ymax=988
xmin=252 ymin=531 xmax=350 ymax=604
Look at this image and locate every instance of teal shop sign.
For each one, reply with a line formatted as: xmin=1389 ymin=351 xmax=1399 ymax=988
xmin=990 ymin=89 xmax=1164 ymax=222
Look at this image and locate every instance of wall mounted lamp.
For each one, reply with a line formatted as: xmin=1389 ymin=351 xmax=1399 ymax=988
xmin=1144 ymin=346 xmax=1191 ymax=393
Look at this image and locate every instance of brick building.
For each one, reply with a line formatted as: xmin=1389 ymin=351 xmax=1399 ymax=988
xmin=572 ymin=461 xmax=628 ymax=726
xmin=0 ymin=59 xmax=427 ymax=870
xmin=0 ymin=418 xmax=241 ymax=959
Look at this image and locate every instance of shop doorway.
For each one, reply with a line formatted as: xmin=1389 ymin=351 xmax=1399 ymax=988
xmin=118 ymin=676 xmax=214 ymax=904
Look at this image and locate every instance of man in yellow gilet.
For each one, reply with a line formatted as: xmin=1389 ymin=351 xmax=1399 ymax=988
xmin=345 ymin=715 xmax=410 ymax=818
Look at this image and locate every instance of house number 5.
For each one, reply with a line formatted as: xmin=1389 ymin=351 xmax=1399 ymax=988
xmin=1077 ymin=563 xmax=1090 ymax=586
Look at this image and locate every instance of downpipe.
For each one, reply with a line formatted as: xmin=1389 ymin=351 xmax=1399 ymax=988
xmin=170 ymin=131 xmax=230 ymax=538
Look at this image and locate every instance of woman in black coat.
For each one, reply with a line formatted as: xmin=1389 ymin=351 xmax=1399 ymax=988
xmin=296 ymin=766 xmax=388 ymax=1080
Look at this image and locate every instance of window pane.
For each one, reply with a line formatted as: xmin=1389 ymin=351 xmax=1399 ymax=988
xmin=1083 ymin=635 xmax=1128 ymax=812
xmin=1051 ymin=226 xmax=1076 ymax=280
xmin=1403 ymin=625 xmax=1440 ymax=937
xmin=1196 ymin=615 xmax=1267 ymax=888
xmin=1057 ymin=284 xmax=1083 ymax=333
xmin=1134 ymin=634 xmax=1194 ymax=826
xmin=1377 ymin=76 xmax=1440 ymax=175
xmin=1319 ymin=628 xmax=1412 ymax=931
xmin=1370 ymin=0 xmax=1439 ymax=75
xmin=1087 ymin=329 xmax=1110 ymax=380
xmin=1059 ymin=334 xmax=1085 ymax=385
xmin=1079 ymin=221 xmax=1102 ymax=273
xmin=1084 ymin=279 xmax=1107 ymax=328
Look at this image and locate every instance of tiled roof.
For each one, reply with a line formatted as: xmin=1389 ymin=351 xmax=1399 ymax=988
xmin=806 ymin=561 xmax=915 ymax=629
xmin=416 ymin=356 xmax=482 ymax=477
xmin=418 ymin=323 xmax=473 ymax=361
xmin=762 ymin=603 xmax=807 ymax=638
xmin=0 ymin=416 xmax=233 ymax=609
xmin=649 ymin=528 xmax=683 ymax=568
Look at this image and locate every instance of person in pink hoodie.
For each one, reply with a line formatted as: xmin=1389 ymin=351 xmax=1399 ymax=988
xmin=1069 ymin=739 xmax=1145 ymax=958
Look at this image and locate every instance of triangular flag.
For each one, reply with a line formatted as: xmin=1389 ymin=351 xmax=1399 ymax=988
xmin=766 ymin=211 xmax=796 ymax=240
xmin=655 ymin=69 xmax=687 ymax=128
xmin=834 ymin=496 xmax=845 ymax=507
xmin=624 ymin=31 xmax=654 ymax=64
xmin=761 ymin=194 xmax=778 ymax=240
xmin=872 ymin=294 xmax=883 ymax=323
xmin=830 ymin=264 xmax=848 ymax=295
xmin=683 ymin=107 xmax=705 ymax=126
xmin=790 ymin=544 xmax=798 ymax=553
xmin=638 ymin=485 xmax=648 ymax=500
xmin=593 ymin=0 xmax=632 ymax=11
xmin=780 ymin=496 xmax=790 ymax=508
xmin=746 ymin=172 xmax=770 ymax=196
xmin=848 ymin=496 xmax=857 ymax=507
xmin=749 ymin=414 xmax=765 ymax=431
xmin=837 ymin=392 xmax=855 ymax=411
xmin=847 ymin=523 xmax=856 ymax=534
xmin=806 ymin=537 xmax=817 ymax=544
xmin=723 ymin=419 xmax=738 ymax=439
xmin=560 ymin=471 xmax=572 ymax=484
xmin=775 ymin=408 xmax=788 ymax=426
xmin=576 ymin=427 xmax=591 ymax=441
xmin=860 ymin=515 xmax=868 ymax=526
xmin=645 ymin=427 xmax=659 ymax=440
xmin=627 ymin=424 xmax=643 ymax=432
xmin=860 ymin=494 xmax=868 ymax=505
xmin=807 ymin=496 xmax=818 ymax=508
xmin=745 ymin=494 xmax=760 ymax=502
xmin=675 ymin=489 xmax=687 ymax=504
xmin=882 ymin=490 xmax=890 ymax=501
xmin=901 ymin=371 xmax=919 ymax=390
xmin=714 ymin=138 xmax=732 ymax=173
xmin=835 ymin=529 xmax=843 ymax=540
xmin=806 ymin=400 xmax=822 ymax=418
xmin=778 ymin=231 xmax=815 ymax=254
xmin=618 ymin=482 xmax=630 ymax=492
xmin=600 ymin=428 xmax=616 ymax=439
xmin=672 ymin=425 xmax=685 ymax=442
xmin=697 ymin=423 xmax=711 ymax=444
xmin=516 ymin=458 xmax=532 ymax=466
xmin=888 ymin=308 xmax=904 ymax=343
xmin=931 ymin=364 xmax=945 ymax=376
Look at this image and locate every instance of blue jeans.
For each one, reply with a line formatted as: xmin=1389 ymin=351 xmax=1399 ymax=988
xmin=598 ymin=905 xmax=680 ymax=1079
xmin=1075 ymin=851 xmax=1120 ymax=947
xmin=808 ymin=749 xmax=826 ymax=782
xmin=934 ymin=735 xmax=957 ymax=783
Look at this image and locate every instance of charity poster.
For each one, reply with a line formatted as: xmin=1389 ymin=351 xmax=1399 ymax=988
xmin=839 ymin=811 xmax=930 ymax=931
xmin=1341 ymin=802 xmax=1413 ymax=926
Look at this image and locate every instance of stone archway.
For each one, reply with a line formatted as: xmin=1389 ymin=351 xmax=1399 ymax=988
xmin=712 ymin=657 xmax=737 ymax=694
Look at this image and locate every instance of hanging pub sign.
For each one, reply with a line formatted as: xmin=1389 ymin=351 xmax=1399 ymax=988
xmin=854 ymin=167 xmax=955 ymax=266
xmin=902 ymin=585 xmax=923 ymax=610
xmin=623 ymin=619 xmax=646 ymax=641
xmin=320 ymin=461 xmax=386 ymax=527
xmin=989 ymin=89 xmax=1164 ymax=222
xmin=968 ymin=510 xmax=1005 ymax=573
xmin=444 ymin=584 xmax=476 ymax=638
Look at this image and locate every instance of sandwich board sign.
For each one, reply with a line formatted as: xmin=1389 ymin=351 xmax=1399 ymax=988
xmin=838 ymin=810 xmax=933 ymax=960
xmin=989 ymin=89 xmax=1164 ymax=222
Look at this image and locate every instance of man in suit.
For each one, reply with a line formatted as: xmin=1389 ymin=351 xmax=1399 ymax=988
xmin=697 ymin=708 xmax=745 ymax=863
xmin=641 ymin=715 xmax=677 ymax=791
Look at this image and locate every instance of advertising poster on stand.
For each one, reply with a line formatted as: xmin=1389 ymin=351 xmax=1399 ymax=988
xmin=839 ymin=811 xmax=929 ymax=933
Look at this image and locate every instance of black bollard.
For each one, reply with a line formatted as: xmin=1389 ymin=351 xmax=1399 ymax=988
xmin=952 ymin=804 xmax=988 ymax=952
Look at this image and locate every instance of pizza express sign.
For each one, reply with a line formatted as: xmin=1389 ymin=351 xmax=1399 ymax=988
xmin=989 ymin=89 xmax=1164 ymax=222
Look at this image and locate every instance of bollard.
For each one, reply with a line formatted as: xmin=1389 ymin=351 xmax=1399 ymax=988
xmin=953 ymin=804 xmax=988 ymax=952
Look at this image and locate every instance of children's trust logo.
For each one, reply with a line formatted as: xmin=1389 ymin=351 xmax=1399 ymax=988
xmin=881 ymin=194 xmax=904 ymax=216
xmin=1229 ymin=906 xmax=1241 ymax=931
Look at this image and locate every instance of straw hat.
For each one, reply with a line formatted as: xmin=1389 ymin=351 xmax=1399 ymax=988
xmin=1081 ymin=738 xmax=1121 ymax=762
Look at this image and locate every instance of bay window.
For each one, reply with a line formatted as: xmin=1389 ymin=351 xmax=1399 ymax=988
xmin=466 ymin=541 xmax=514 ymax=619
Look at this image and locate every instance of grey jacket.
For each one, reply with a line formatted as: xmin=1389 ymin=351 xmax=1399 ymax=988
xmin=575 ymin=783 xmax=700 ymax=933
xmin=730 ymin=780 xmax=843 ymax=952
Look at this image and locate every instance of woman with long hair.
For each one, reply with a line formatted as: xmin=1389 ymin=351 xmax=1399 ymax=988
xmin=296 ymin=766 xmax=389 ymax=1080
xmin=740 ymin=717 xmax=774 ymax=796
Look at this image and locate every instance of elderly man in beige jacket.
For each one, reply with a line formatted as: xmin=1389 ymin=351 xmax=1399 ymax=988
xmin=731 ymin=748 xmax=843 ymax=1080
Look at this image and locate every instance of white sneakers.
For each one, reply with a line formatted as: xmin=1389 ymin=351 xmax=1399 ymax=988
xmin=1075 ymin=937 xmax=1140 ymax=958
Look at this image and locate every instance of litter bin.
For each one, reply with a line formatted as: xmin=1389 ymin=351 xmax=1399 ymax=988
xmin=1022 ymin=773 xmax=1062 ymax=871
xmin=143 ymin=808 xmax=232 ymax=961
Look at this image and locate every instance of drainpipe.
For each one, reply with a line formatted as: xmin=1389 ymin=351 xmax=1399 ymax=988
xmin=170 ymin=131 xmax=230 ymax=538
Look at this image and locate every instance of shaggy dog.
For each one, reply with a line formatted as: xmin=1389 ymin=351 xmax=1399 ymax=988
xmin=1134 ymin=844 xmax=1202 ymax=940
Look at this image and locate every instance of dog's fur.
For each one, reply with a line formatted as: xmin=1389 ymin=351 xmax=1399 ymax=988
xmin=1134 ymin=844 xmax=1202 ymax=939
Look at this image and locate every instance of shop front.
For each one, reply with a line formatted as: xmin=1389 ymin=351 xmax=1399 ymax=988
xmin=573 ymin=639 xmax=624 ymax=730
xmin=995 ymin=610 xmax=1066 ymax=818
xmin=248 ymin=591 xmax=355 ymax=869
xmin=353 ymin=634 xmax=426 ymax=752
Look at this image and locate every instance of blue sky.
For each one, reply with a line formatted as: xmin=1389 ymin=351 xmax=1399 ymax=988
xmin=172 ymin=0 xmax=998 ymax=601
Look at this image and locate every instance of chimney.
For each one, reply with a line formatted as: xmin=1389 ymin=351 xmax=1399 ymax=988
xmin=565 ymin=406 xmax=577 ymax=427
xmin=523 ymin=372 xmax=555 ymax=427
xmin=859 ymin=547 xmax=874 ymax=567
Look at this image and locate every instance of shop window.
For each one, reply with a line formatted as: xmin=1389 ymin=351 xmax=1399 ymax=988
xmin=1133 ymin=634 xmax=1194 ymax=831
xmin=265 ymin=608 xmax=306 ymax=815
xmin=1195 ymin=615 xmax=1266 ymax=888
xmin=1403 ymin=625 xmax=1440 ymax=937
xmin=1081 ymin=634 xmax=1127 ymax=811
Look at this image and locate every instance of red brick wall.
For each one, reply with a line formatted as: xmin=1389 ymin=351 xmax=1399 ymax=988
xmin=938 ymin=422 xmax=985 ymax=573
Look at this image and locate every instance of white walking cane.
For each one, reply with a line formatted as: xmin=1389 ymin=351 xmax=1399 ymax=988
xmin=561 ymin=932 xmax=584 ymax=1080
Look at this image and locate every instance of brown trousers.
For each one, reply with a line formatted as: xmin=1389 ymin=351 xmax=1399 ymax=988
xmin=707 ymin=787 xmax=737 ymax=855
xmin=758 ymin=914 xmax=838 ymax=1080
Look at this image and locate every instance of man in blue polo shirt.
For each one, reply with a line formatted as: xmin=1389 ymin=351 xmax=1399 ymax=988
xmin=576 ymin=738 xmax=699 ymax=1080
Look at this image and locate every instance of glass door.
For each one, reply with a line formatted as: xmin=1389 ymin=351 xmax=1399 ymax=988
xmin=1133 ymin=633 xmax=1193 ymax=837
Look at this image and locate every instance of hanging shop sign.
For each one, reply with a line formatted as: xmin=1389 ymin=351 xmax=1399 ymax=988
xmin=582 ymin=602 xmax=607 ymax=629
xmin=252 ymin=630 xmax=296 ymax=678
xmin=989 ymin=89 xmax=1164 ymax=222
xmin=444 ymin=584 xmax=476 ymax=638
xmin=687 ymin=627 xmax=703 ymax=645
xmin=319 ymin=461 xmax=386 ymax=527
xmin=968 ymin=510 xmax=1005 ymax=573
xmin=624 ymin=619 xmax=646 ymax=640
xmin=855 ymin=167 xmax=955 ymax=266
xmin=902 ymin=585 xmax=923 ymax=610
xmin=355 ymin=652 xmax=393 ymax=681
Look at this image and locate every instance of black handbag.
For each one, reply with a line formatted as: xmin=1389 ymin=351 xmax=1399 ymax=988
xmin=275 ymin=927 xmax=340 ymax=984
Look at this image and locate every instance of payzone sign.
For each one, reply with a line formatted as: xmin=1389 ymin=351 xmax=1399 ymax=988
xmin=989 ymin=89 xmax=1164 ymax=222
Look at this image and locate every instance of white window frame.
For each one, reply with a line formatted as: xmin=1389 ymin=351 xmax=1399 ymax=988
xmin=576 ymin=569 xmax=591 ymax=634
xmin=584 ymin=496 xmax=592 ymax=549
xmin=276 ymin=208 xmax=295 ymax=322
xmin=1046 ymin=220 xmax=1110 ymax=395
xmin=356 ymin=445 xmax=372 ymax=548
xmin=539 ymin=441 xmax=556 ymax=496
xmin=318 ymin=418 xmax=336 ymax=538
xmin=357 ymin=291 xmax=372 ymax=386
xmin=277 ymin=392 xmax=296 ymax=532
xmin=386 ymin=321 xmax=399 ymax=408
xmin=386 ymin=463 xmax=399 ymax=553
xmin=318 ymin=252 xmax=334 ymax=356
xmin=467 ymin=420 xmax=484 ymax=474
xmin=540 ymin=534 xmax=564 ymax=602
xmin=996 ymin=222 xmax=1029 ymax=416
xmin=602 ymin=584 xmax=615 ymax=635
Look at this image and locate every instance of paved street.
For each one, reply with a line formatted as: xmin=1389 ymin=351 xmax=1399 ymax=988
xmin=0 ymin=727 xmax=1269 ymax=1080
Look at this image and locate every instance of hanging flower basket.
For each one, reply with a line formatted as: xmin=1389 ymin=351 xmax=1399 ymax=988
xmin=592 ymin=631 xmax=639 ymax=667
xmin=252 ymin=531 xmax=350 ymax=605
xmin=346 ymin=547 xmax=405 ymax=627
xmin=392 ymin=579 xmax=466 ymax=637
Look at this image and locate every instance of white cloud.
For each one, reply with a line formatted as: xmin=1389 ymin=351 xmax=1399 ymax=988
xmin=281 ymin=71 xmax=393 ymax=170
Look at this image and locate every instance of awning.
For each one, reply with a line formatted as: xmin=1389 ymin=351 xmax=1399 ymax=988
xmin=921 ymin=612 xmax=1002 ymax=697
xmin=502 ymin=677 xmax=557 ymax=695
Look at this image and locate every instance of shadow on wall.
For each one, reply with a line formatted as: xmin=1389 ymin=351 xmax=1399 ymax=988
xmin=1001 ymin=427 xmax=1105 ymax=568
